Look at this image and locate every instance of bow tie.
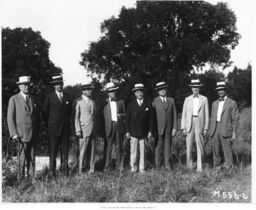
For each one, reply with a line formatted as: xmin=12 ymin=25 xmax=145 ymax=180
xmin=193 ymin=95 xmax=199 ymax=98
xmin=111 ymin=98 xmax=117 ymax=101
xmin=219 ymin=97 xmax=224 ymax=101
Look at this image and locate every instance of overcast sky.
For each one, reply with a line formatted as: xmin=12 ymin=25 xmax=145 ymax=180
xmin=0 ymin=0 xmax=254 ymax=86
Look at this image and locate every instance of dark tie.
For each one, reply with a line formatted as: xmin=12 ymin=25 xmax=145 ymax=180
xmin=193 ymin=95 xmax=199 ymax=98
xmin=59 ymin=93 xmax=63 ymax=103
xmin=219 ymin=97 xmax=224 ymax=101
xmin=111 ymin=98 xmax=117 ymax=101
xmin=25 ymin=95 xmax=31 ymax=111
xmin=163 ymin=98 xmax=167 ymax=109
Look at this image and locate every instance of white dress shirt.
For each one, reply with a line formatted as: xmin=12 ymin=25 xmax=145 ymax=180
xmin=160 ymin=96 xmax=167 ymax=103
xmin=20 ymin=91 xmax=28 ymax=101
xmin=217 ymin=96 xmax=227 ymax=122
xmin=82 ymin=95 xmax=91 ymax=107
xmin=137 ymin=99 xmax=143 ymax=106
xmin=55 ymin=91 xmax=63 ymax=102
xmin=109 ymin=98 xmax=117 ymax=122
xmin=192 ymin=95 xmax=199 ymax=116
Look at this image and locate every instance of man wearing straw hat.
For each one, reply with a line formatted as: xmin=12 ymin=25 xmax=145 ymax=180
xmin=125 ymin=83 xmax=154 ymax=173
xmin=43 ymin=75 xmax=72 ymax=177
xmin=102 ymin=82 xmax=126 ymax=172
xmin=7 ymin=76 xmax=40 ymax=181
xmin=73 ymin=83 xmax=96 ymax=175
xmin=152 ymin=81 xmax=177 ymax=171
xmin=181 ymin=79 xmax=209 ymax=172
xmin=209 ymin=81 xmax=239 ymax=170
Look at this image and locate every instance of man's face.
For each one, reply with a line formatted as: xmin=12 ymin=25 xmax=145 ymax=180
xmin=108 ymin=91 xmax=116 ymax=99
xmin=82 ymin=89 xmax=92 ymax=97
xmin=54 ymin=83 xmax=63 ymax=92
xmin=218 ymin=89 xmax=226 ymax=98
xmin=192 ymin=87 xmax=200 ymax=95
xmin=135 ymin=90 xmax=144 ymax=100
xmin=19 ymin=84 xmax=30 ymax=94
xmin=158 ymin=89 xmax=167 ymax=97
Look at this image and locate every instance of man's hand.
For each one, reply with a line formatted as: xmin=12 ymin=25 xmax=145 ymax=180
xmin=183 ymin=129 xmax=187 ymax=135
xmin=172 ymin=129 xmax=176 ymax=137
xmin=203 ymin=129 xmax=208 ymax=136
xmin=12 ymin=135 xmax=19 ymax=139
xmin=76 ymin=132 xmax=82 ymax=138
xmin=126 ymin=132 xmax=131 ymax=139
xmin=148 ymin=131 xmax=152 ymax=139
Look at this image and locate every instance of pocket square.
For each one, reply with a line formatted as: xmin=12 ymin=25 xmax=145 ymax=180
xmin=145 ymin=108 xmax=149 ymax=111
xmin=66 ymin=101 xmax=69 ymax=104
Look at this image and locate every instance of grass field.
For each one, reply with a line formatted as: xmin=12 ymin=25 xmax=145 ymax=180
xmin=2 ymin=161 xmax=251 ymax=203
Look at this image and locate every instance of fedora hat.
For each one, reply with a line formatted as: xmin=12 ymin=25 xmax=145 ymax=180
xmin=132 ymin=83 xmax=145 ymax=91
xmin=216 ymin=81 xmax=227 ymax=90
xmin=106 ymin=82 xmax=118 ymax=92
xmin=50 ymin=75 xmax=64 ymax=84
xmin=16 ymin=76 xmax=32 ymax=85
xmin=189 ymin=79 xmax=203 ymax=87
xmin=80 ymin=83 xmax=94 ymax=90
xmin=155 ymin=81 xmax=169 ymax=91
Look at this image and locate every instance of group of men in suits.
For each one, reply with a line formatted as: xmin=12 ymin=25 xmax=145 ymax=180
xmin=7 ymin=75 xmax=239 ymax=181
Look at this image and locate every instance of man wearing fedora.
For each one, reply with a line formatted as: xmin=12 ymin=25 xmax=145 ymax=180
xmin=7 ymin=76 xmax=40 ymax=181
xmin=43 ymin=75 xmax=72 ymax=177
xmin=102 ymin=82 xmax=126 ymax=172
xmin=181 ymin=79 xmax=209 ymax=172
xmin=73 ymin=83 xmax=96 ymax=175
xmin=152 ymin=81 xmax=177 ymax=171
xmin=209 ymin=81 xmax=239 ymax=170
xmin=126 ymin=83 xmax=154 ymax=173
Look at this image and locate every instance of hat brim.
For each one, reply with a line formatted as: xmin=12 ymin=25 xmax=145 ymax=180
xmin=155 ymin=85 xmax=169 ymax=91
xmin=132 ymin=88 xmax=145 ymax=91
xmin=189 ymin=84 xmax=203 ymax=87
xmin=50 ymin=80 xmax=63 ymax=84
xmin=216 ymin=87 xmax=226 ymax=90
xmin=106 ymin=87 xmax=119 ymax=92
xmin=16 ymin=81 xmax=32 ymax=85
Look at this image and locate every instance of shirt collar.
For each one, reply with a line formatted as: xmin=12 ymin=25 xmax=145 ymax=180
xmin=82 ymin=95 xmax=90 ymax=101
xmin=55 ymin=90 xmax=63 ymax=96
xmin=20 ymin=91 xmax=28 ymax=100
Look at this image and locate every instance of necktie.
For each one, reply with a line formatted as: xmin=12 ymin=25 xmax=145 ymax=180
xmin=25 ymin=95 xmax=31 ymax=111
xmin=139 ymin=100 xmax=142 ymax=106
xmin=88 ymin=99 xmax=92 ymax=113
xmin=163 ymin=98 xmax=167 ymax=109
xmin=193 ymin=94 xmax=199 ymax=98
xmin=111 ymin=98 xmax=117 ymax=101
xmin=219 ymin=97 xmax=224 ymax=101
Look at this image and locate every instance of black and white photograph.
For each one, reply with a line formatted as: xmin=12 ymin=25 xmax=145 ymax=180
xmin=0 ymin=0 xmax=254 ymax=207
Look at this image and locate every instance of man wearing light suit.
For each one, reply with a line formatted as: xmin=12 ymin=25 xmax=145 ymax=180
xmin=43 ymin=75 xmax=72 ymax=177
xmin=181 ymin=79 xmax=209 ymax=172
xmin=209 ymin=81 xmax=239 ymax=170
xmin=7 ymin=76 xmax=40 ymax=181
xmin=152 ymin=81 xmax=177 ymax=171
xmin=102 ymin=82 xmax=126 ymax=172
xmin=73 ymin=83 xmax=96 ymax=174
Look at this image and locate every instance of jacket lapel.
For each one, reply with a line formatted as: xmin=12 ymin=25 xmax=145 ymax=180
xmin=18 ymin=93 xmax=30 ymax=111
xmin=221 ymin=97 xmax=230 ymax=116
xmin=198 ymin=95 xmax=203 ymax=112
xmin=157 ymin=96 xmax=167 ymax=111
xmin=136 ymin=100 xmax=147 ymax=115
xmin=54 ymin=92 xmax=62 ymax=105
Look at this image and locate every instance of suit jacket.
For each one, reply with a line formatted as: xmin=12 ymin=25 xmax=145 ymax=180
xmin=126 ymin=99 xmax=154 ymax=139
xmin=7 ymin=93 xmax=40 ymax=143
xmin=103 ymin=98 xmax=125 ymax=137
xmin=181 ymin=94 xmax=209 ymax=133
xmin=209 ymin=97 xmax=239 ymax=137
xmin=73 ymin=96 xmax=96 ymax=137
xmin=43 ymin=92 xmax=72 ymax=137
xmin=152 ymin=96 xmax=177 ymax=136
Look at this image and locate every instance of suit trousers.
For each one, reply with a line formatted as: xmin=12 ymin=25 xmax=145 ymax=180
xmin=104 ymin=122 xmax=123 ymax=169
xmin=155 ymin=129 xmax=172 ymax=170
xmin=130 ymin=136 xmax=145 ymax=171
xmin=212 ymin=122 xmax=233 ymax=168
xmin=186 ymin=117 xmax=204 ymax=170
xmin=49 ymin=132 xmax=69 ymax=176
xmin=17 ymin=140 xmax=35 ymax=180
xmin=78 ymin=134 xmax=95 ymax=173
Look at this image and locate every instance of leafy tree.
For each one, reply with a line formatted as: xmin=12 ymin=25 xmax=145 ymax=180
xmin=227 ymin=64 xmax=251 ymax=109
xmin=80 ymin=1 xmax=240 ymax=106
xmin=2 ymin=27 xmax=62 ymax=109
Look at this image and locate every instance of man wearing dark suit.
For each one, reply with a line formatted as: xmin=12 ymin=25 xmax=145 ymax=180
xmin=102 ymin=82 xmax=126 ymax=172
xmin=43 ymin=75 xmax=72 ymax=176
xmin=125 ymin=83 xmax=154 ymax=173
xmin=209 ymin=81 xmax=239 ymax=170
xmin=7 ymin=76 xmax=40 ymax=181
xmin=152 ymin=81 xmax=177 ymax=171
